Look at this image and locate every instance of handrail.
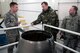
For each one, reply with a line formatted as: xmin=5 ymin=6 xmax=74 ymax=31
xmin=0 ymin=24 xmax=31 ymax=31
xmin=54 ymin=41 xmax=79 ymax=53
xmin=0 ymin=42 xmax=18 ymax=49
xmin=0 ymin=41 xmax=79 ymax=53
xmin=0 ymin=24 xmax=80 ymax=37
xmin=0 ymin=24 xmax=80 ymax=53
xmin=43 ymin=24 xmax=80 ymax=36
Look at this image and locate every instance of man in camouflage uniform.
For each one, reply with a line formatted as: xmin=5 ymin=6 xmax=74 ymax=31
xmin=31 ymin=2 xmax=59 ymax=41
xmin=60 ymin=6 xmax=80 ymax=53
xmin=4 ymin=2 xmax=20 ymax=53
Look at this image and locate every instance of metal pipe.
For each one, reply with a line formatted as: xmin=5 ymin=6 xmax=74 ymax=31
xmin=54 ymin=41 xmax=80 ymax=53
xmin=0 ymin=24 xmax=80 ymax=36
xmin=0 ymin=42 xmax=18 ymax=49
xmin=43 ymin=24 xmax=80 ymax=36
xmin=19 ymin=10 xmax=41 ymax=12
xmin=0 ymin=24 xmax=80 ymax=53
xmin=58 ymin=2 xmax=80 ymax=4
xmin=0 ymin=24 xmax=31 ymax=31
xmin=0 ymin=41 xmax=79 ymax=53
xmin=18 ymin=2 xmax=41 ymax=4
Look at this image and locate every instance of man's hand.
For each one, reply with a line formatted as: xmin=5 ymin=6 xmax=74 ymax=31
xmin=31 ymin=22 xmax=34 ymax=26
xmin=60 ymin=32 xmax=64 ymax=39
xmin=15 ymin=22 xmax=21 ymax=26
xmin=18 ymin=22 xmax=21 ymax=25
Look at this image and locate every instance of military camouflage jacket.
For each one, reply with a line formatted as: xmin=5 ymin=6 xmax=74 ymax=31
xmin=32 ymin=6 xmax=59 ymax=33
xmin=4 ymin=11 xmax=18 ymax=27
xmin=61 ymin=15 xmax=80 ymax=39
xmin=4 ymin=11 xmax=19 ymax=36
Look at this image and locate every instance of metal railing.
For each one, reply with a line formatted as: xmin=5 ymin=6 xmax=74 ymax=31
xmin=0 ymin=24 xmax=80 ymax=53
xmin=43 ymin=24 xmax=80 ymax=53
xmin=44 ymin=24 xmax=80 ymax=36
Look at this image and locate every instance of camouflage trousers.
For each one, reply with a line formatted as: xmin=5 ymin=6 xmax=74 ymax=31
xmin=6 ymin=31 xmax=20 ymax=53
xmin=76 ymin=38 xmax=80 ymax=52
xmin=63 ymin=38 xmax=78 ymax=53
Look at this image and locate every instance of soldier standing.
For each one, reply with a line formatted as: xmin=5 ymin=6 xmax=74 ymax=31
xmin=31 ymin=2 xmax=59 ymax=41
xmin=4 ymin=2 xmax=20 ymax=53
xmin=60 ymin=6 xmax=80 ymax=53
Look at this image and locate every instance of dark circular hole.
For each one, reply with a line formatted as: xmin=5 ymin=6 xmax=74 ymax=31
xmin=21 ymin=30 xmax=52 ymax=41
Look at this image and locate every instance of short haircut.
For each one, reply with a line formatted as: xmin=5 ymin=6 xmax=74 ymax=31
xmin=72 ymin=6 xmax=78 ymax=11
xmin=41 ymin=1 xmax=48 ymax=5
xmin=10 ymin=2 xmax=18 ymax=7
